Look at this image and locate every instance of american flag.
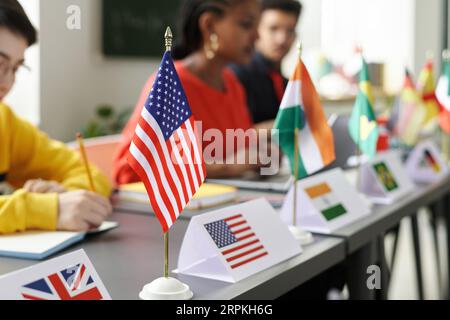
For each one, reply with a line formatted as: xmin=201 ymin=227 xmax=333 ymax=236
xmin=204 ymin=214 xmax=268 ymax=270
xmin=127 ymin=51 xmax=206 ymax=232
xmin=21 ymin=264 xmax=104 ymax=300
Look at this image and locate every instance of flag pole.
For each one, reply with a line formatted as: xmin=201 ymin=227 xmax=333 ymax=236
xmin=356 ymin=120 xmax=362 ymax=189
xmin=293 ymin=43 xmax=302 ymax=227
xmin=293 ymin=128 xmax=299 ymax=226
xmin=164 ymin=232 xmax=169 ymax=278
xmin=163 ymin=26 xmax=173 ymax=279
xmin=355 ymin=53 xmax=364 ymax=190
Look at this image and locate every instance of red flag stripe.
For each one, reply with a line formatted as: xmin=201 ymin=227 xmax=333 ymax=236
xmin=49 ymin=273 xmax=103 ymax=300
xmin=221 ymin=239 xmax=260 ymax=255
xmin=71 ymin=264 xmax=86 ymax=291
xmin=423 ymin=93 xmax=438 ymax=101
xmin=136 ymin=121 xmax=185 ymax=211
xmin=133 ymin=135 xmax=179 ymax=221
xmin=228 ymin=220 xmax=247 ymax=228
xmin=140 ymin=109 xmax=190 ymax=206
xmin=22 ymin=293 xmax=46 ymax=300
xmin=172 ymin=129 xmax=199 ymax=194
xmin=232 ymin=226 xmax=251 ymax=235
xmin=185 ymin=118 xmax=207 ymax=181
xmin=226 ymin=245 xmax=265 ymax=263
xmin=173 ymin=129 xmax=201 ymax=190
xmin=168 ymin=135 xmax=196 ymax=199
xmin=128 ymin=144 xmax=172 ymax=231
xmin=230 ymin=252 xmax=269 ymax=269
xmin=179 ymin=122 xmax=204 ymax=187
xmin=224 ymin=214 xmax=243 ymax=222
xmin=236 ymin=233 xmax=256 ymax=242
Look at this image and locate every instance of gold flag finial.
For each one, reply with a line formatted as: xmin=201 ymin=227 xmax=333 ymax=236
xmin=298 ymin=42 xmax=303 ymax=61
xmin=165 ymin=27 xmax=173 ymax=52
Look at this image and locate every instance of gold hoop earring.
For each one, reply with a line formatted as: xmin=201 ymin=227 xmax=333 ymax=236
xmin=210 ymin=33 xmax=219 ymax=51
xmin=205 ymin=33 xmax=219 ymax=60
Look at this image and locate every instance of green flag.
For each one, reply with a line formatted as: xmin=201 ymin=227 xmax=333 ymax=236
xmin=348 ymin=58 xmax=379 ymax=158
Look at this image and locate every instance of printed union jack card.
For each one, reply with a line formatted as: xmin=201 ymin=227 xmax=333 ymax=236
xmin=0 ymin=249 xmax=111 ymax=300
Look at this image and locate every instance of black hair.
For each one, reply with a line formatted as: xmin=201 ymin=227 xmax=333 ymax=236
xmin=0 ymin=0 xmax=37 ymax=46
xmin=173 ymin=0 xmax=243 ymax=60
xmin=261 ymin=0 xmax=302 ymax=18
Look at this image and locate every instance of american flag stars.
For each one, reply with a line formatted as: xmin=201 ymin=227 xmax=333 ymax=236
xmin=145 ymin=57 xmax=192 ymax=139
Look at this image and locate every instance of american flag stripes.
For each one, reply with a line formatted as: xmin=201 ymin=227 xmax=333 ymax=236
xmin=204 ymin=214 xmax=268 ymax=270
xmin=127 ymin=51 xmax=206 ymax=233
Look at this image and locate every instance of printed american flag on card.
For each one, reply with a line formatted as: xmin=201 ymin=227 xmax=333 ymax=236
xmin=204 ymin=214 xmax=269 ymax=270
xmin=127 ymin=51 xmax=206 ymax=233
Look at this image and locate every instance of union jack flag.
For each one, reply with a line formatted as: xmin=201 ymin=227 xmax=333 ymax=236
xmin=204 ymin=214 xmax=268 ymax=270
xmin=21 ymin=264 xmax=104 ymax=300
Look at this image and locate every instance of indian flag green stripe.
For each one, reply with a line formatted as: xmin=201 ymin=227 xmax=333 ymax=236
xmin=273 ymin=105 xmax=308 ymax=177
xmin=321 ymin=204 xmax=347 ymax=221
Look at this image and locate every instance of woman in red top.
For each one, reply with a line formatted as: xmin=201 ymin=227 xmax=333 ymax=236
xmin=113 ymin=0 xmax=264 ymax=185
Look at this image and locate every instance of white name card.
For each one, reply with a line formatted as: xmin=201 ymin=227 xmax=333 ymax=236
xmin=0 ymin=249 xmax=111 ymax=300
xmin=176 ymin=199 xmax=302 ymax=283
xmin=280 ymin=168 xmax=371 ymax=234
xmin=405 ymin=140 xmax=449 ymax=184
xmin=360 ymin=150 xmax=415 ymax=204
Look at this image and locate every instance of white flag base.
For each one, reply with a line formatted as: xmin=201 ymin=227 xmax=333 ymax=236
xmin=139 ymin=277 xmax=193 ymax=300
xmin=288 ymin=226 xmax=314 ymax=245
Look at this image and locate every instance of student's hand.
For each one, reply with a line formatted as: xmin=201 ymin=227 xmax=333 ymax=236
xmin=57 ymin=190 xmax=112 ymax=232
xmin=206 ymin=147 xmax=261 ymax=178
xmin=24 ymin=179 xmax=67 ymax=194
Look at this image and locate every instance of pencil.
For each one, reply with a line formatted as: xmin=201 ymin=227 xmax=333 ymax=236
xmin=76 ymin=133 xmax=96 ymax=192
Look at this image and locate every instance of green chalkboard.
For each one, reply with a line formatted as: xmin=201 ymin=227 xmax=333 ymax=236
xmin=102 ymin=0 xmax=182 ymax=58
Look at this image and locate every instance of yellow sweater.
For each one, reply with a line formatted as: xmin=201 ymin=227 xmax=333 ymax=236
xmin=0 ymin=103 xmax=112 ymax=234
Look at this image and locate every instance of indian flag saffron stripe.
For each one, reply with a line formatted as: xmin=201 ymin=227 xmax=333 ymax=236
xmin=274 ymin=61 xmax=335 ymax=178
xmin=304 ymin=182 xmax=332 ymax=198
xmin=304 ymin=182 xmax=347 ymax=221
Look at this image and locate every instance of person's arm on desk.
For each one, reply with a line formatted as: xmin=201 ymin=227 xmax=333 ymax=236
xmin=0 ymin=105 xmax=112 ymax=234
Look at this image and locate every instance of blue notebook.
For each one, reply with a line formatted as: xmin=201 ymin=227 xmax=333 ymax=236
xmin=0 ymin=222 xmax=118 ymax=260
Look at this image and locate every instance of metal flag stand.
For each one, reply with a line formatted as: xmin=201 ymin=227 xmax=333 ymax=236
xmin=139 ymin=27 xmax=193 ymax=301
xmin=288 ymin=43 xmax=314 ymax=245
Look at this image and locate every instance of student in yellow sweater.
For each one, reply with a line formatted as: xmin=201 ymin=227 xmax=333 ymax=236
xmin=0 ymin=0 xmax=112 ymax=234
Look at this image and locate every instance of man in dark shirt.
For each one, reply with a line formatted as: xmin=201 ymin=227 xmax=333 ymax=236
xmin=231 ymin=0 xmax=302 ymax=125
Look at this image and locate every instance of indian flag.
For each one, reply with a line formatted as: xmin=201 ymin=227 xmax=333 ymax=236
xmin=436 ymin=55 xmax=450 ymax=133
xmin=273 ymin=60 xmax=335 ymax=178
xmin=304 ymin=183 xmax=347 ymax=221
